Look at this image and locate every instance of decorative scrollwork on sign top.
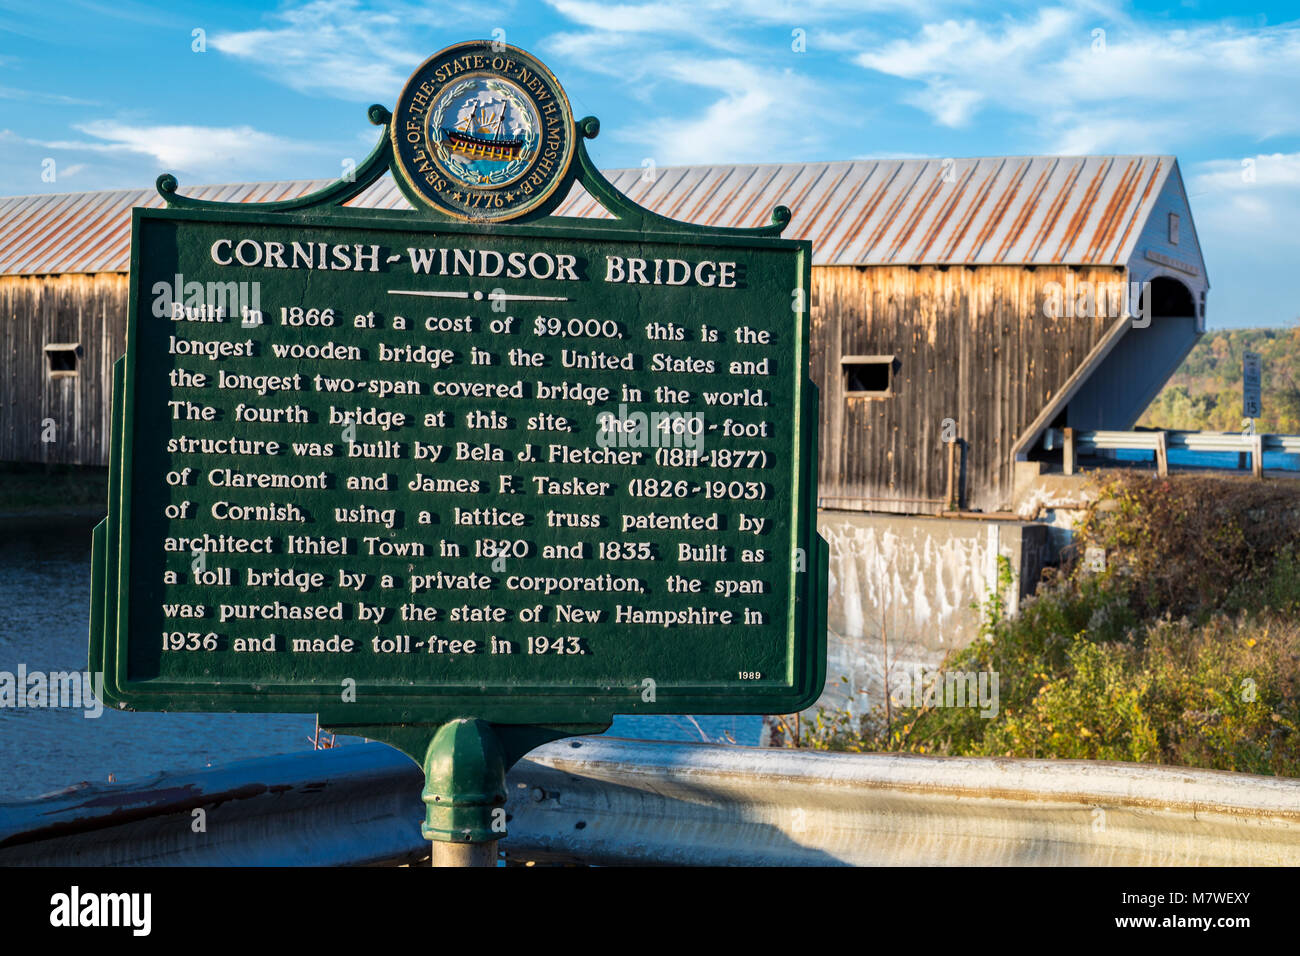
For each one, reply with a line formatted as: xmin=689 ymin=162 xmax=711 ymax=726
xmin=155 ymin=69 xmax=790 ymax=239
xmin=156 ymin=106 xmax=398 ymax=214
xmin=568 ymin=115 xmax=790 ymax=238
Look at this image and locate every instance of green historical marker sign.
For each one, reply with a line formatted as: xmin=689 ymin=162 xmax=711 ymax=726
xmin=91 ymin=40 xmax=825 ymax=855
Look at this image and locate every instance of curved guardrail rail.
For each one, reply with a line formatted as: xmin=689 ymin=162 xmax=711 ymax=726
xmin=3 ymin=739 xmax=1299 ymax=866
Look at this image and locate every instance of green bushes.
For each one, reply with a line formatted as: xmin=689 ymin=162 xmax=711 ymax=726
xmin=796 ymin=474 xmax=1300 ymax=775
xmin=1071 ymin=475 xmax=1300 ymax=619
xmin=0 ymin=462 xmax=108 ymax=514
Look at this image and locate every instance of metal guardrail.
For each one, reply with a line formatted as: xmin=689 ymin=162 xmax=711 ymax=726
xmin=1177 ymin=432 xmax=1300 ymax=455
xmin=0 ymin=743 xmax=427 ymax=866
xmin=1045 ymin=428 xmax=1300 ymax=455
xmin=4 ymin=738 xmax=1300 ymax=865
xmin=1042 ymin=427 xmax=1300 ymax=477
xmin=508 ymin=738 xmax=1300 ymax=866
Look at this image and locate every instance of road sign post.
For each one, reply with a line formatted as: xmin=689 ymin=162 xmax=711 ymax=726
xmin=1243 ymin=350 xmax=1262 ymax=420
xmin=90 ymin=41 xmax=827 ymax=865
xmin=1242 ymin=350 xmax=1262 ymax=473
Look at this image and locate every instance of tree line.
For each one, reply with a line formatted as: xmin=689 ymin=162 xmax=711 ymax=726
xmin=1139 ymin=324 xmax=1300 ymax=433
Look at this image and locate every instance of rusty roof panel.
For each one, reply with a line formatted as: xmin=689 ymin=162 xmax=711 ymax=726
xmin=0 ymin=155 xmax=1178 ymax=276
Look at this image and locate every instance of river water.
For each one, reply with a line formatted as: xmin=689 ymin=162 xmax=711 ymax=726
xmin=0 ymin=515 xmax=761 ymax=802
xmin=1120 ymin=448 xmax=1299 ymax=471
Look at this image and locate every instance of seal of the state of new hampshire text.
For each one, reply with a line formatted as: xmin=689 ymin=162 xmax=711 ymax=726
xmin=391 ymin=41 xmax=576 ymax=222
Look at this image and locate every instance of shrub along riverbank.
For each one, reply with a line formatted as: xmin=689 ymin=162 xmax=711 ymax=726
xmin=0 ymin=462 xmax=109 ymax=516
xmin=794 ymin=474 xmax=1300 ymax=776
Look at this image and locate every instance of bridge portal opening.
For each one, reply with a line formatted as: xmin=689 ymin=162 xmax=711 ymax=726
xmin=1040 ymin=274 xmax=1202 ymax=445
xmin=1142 ymin=276 xmax=1196 ymax=319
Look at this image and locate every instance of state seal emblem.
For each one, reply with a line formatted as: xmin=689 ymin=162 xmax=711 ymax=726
xmin=391 ymin=41 xmax=576 ymax=222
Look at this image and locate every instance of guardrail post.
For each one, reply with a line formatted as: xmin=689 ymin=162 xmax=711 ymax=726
xmin=1154 ymin=431 xmax=1168 ymax=477
xmin=1252 ymin=434 xmax=1264 ymax=478
xmin=1063 ymin=427 xmax=1076 ymax=476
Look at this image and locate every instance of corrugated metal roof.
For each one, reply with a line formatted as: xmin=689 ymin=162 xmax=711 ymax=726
xmin=0 ymin=180 xmax=338 ymax=277
xmin=0 ymin=156 xmax=1178 ymax=276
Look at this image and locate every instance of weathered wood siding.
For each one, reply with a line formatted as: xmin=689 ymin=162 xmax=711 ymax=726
xmin=0 ymin=274 xmax=128 ymax=466
xmin=811 ymin=264 xmax=1123 ymax=514
xmin=2 ymin=264 xmax=1125 ymax=513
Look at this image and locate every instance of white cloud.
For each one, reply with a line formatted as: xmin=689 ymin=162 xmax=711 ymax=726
xmin=543 ymin=1 xmax=701 ymax=36
xmin=1049 ymin=116 xmax=1187 ymax=156
xmin=808 ymin=28 xmax=880 ymax=55
xmin=542 ymin=30 xmax=643 ymax=72
xmin=66 ymin=121 xmax=323 ymax=181
xmin=543 ymin=0 xmax=930 ymax=37
xmin=0 ymin=121 xmax=322 ymax=194
xmin=0 ymin=129 xmax=165 ymax=194
xmin=851 ymin=150 xmax=937 ymax=160
xmin=197 ymin=0 xmax=869 ymax=166
xmin=0 ymin=86 xmax=99 ymax=106
xmin=542 ymin=0 xmax=929 ymax=54
xmin=855 ymin=10 xmax=1300 ymax=151
xmin=624 ymin=58 xmax=825 ymax=165
xmin=1191 ymin=153 xmax=1300 ymax=194
xmin=1184 ymin=152 xmax=1300 ymax=326
xmin=856 ymin=10 xmax=1084 ymax=131
xmin=901 ymin=80 xmax=983 ymax=128
xmin=209 ymin=0 xmax=456 ymax=102
xmin=860 ymin=9 xmax=1078 ymax=78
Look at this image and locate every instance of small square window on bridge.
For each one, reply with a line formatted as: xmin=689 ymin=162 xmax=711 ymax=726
xmin=842 ymin=355 xmax=893 ymax=397
xmin=45 ymin=343 xmax=81 ymax=377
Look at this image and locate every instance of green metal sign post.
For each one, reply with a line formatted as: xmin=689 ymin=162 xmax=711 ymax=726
xmin=90 ymin=41 xmax=826 ymax=865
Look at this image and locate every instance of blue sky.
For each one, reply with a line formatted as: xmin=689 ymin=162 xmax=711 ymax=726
xmin=1 ymin=0 xmax=1298 ymax=328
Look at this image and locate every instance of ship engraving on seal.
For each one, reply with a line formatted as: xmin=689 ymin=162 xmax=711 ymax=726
xmin=391 ymin=41 xmax=576 ymax=221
